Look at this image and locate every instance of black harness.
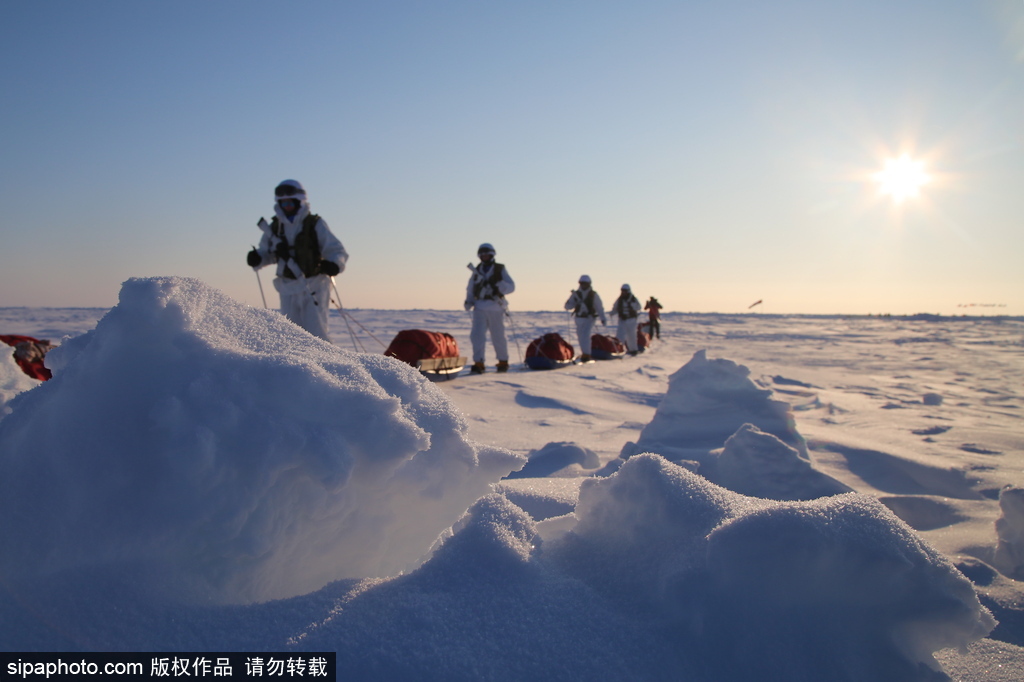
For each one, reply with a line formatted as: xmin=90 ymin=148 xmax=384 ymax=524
xmin=472 ymin=262 xmax=506 ymax=300
xmin=574 ymin=289 xmax=597 ymax=317
xmin=271 ymin=213 xmax=322 ymax=279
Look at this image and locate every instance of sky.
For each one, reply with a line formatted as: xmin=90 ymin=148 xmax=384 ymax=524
xmin=2 ymin=0 xmax=1022 ymax=315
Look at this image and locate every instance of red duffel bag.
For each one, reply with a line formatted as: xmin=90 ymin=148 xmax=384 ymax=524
xmin=384 ymin=330 xmax=460 ymax=367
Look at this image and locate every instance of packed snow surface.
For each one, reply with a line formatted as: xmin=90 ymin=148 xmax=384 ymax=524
xmin=0 ymin=278 xmax=522 ymax=604
xmin=1 ymin=277 xmax=1022 ymax=681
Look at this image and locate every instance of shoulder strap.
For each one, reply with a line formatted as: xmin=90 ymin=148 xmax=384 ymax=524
xmin=490 ymin=263 xmax=505 ymax=286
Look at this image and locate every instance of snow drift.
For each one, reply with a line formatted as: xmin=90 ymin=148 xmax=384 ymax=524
xmin=549 ymin=454 xmax=995 ymax=681
xmin=0 ymin=277 xmax=523 ymax=604
xmin=618 ymin=349 xmax=807 ymax=466
xmin=0 ymin=288 xmax=1009 ymax=680
xmin=994 ymin=487 xmax=1024 ymax=580
xmin=293 ymin=454 xmax=995 ymax=681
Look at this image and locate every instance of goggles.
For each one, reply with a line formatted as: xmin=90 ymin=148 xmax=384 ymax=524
xmin=275 ymin=184 xmax=304 ymax=198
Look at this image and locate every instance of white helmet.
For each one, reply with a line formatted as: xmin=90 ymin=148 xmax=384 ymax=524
xmin=275 ymin=179 xmax=307 ymax=201
xmin=477 ymin=243 xmax=496 ymax=257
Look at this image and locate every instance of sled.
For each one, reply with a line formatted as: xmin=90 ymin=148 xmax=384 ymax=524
xmin=417 ymin=356 xmax=468 ymax=375
xmin=590 ymin=333 xmax=626 ymax=360
xmin=637 ymin=322 xmax=652 ymax=351
xmin=384 ymin=330 xmax=465 ymax=378
xmin=525 ymin=332 xmax=575 ymax=370
xmin=1 ymin=335 xmax=53 ymax=381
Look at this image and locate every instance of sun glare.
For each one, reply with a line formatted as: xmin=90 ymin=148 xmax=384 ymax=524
xmin=873 ymin=154 xmax=930 ymax=204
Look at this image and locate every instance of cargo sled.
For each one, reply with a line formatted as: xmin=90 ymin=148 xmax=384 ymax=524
xmin=384 ymin=330 xmax=466 ymax=377
xmin=525 ymin=332 xmax=575 ymax=370
xmin=590 ymin=333 xmax=626 ymax=360
xmin=1 ymin=335 xmax=53 ymax=381
xmin=637 ymin=322 xmax=652 ymax=352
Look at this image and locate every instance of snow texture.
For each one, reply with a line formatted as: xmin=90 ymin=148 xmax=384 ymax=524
xmin=706 ymin=422 xmax=853 ymax=500
xmin=994 ymin=487 xmax=1024 ymax=580
xmin=0 ymin=283 xmax=1017 ymax=681
xmin=505 ymin=440 xmax=600 ymax=479
xmin=618 ymin=349 xmax=807 ymax=467
xmin=0 ymin=277 xmax=523 ymax=604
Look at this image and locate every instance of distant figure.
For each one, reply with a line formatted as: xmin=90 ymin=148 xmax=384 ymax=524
xmin=610 ymin=284 xmax=642 ymax=355
xmin=644 ymin=296 xmax=663 ymax=339
xmin=465 ymin=243 xmax=515 ymax=373
xmin=564 ymin=275 xmax=607 ymax=363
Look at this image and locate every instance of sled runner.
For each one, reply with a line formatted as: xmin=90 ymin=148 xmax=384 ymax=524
xmin=1 ymin=335 xmax=53 ymax=381
xmin=590 ymin=334 xmax=626 ymax=360
xmin=525 ymin=332 xmax=575 ymax=370
xmin=384 ymin=330 xmax=466 ymax=377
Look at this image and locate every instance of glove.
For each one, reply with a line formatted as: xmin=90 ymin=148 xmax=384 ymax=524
xmin=246 ymin=249 xmax=262 ymax=267
xmin=318 ymin=260 xmax=340 ymax=276
xmin=274 ymin=240 xmax=290 ymax=260
xmin=464 ymin=301 xmax=473 ymax=311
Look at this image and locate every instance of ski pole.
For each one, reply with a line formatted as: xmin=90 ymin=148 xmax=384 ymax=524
xmin=251 ymin=246 xmax=268 ymax=308
xmin=502 ymin=303 xmax=524 ymax=364
xmin=255 ymin=270 xmax=268 ymax=308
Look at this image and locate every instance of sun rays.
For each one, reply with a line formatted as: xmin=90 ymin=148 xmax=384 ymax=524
xmin=873 ymin=154 xmax=931 ymax=204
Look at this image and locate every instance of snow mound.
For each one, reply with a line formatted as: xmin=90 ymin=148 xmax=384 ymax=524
xmin=495 ymin=476 xmax=585 ymax=521
xmin=295 ymin=494 xmax=677 ymax=681
xmin=0 ymin=277 xmax=523 ymax=604
xmin=295 ymin=454 xmax=994 ymax=680
xmin=550 ymin=454 xmax=996 ymax=680
xmin=505 ymin=440 xmax=600 ymax=479
xmin=994 ymin=486 xmax=1024 ymax=579
xmin=618 ymin=349 xmax=806 ymax=466
xmin=706 ymin=423 xmax=853 ymax=500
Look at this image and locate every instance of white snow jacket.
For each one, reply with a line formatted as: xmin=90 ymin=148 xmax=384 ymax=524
xmin=611 ymin=293 xmax=642 ymax=320
xmin=466 ymin=262 xmax=515 ymax=311
xmin=565 ymin=288 xmax=606 ymax=324
xmin=255 ymin=201 xmax=349 ymax=297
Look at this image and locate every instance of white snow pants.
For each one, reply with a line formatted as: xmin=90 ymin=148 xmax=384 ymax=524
xmin=616 ymin=317 xmax=638 ymax=352
xmin=471 ymin=304 xmax=508 ymax=363
xmin=575 ymin=316 xmax=597 ymax=355
xmin=278 ymin=275 xmax=332 ymax=342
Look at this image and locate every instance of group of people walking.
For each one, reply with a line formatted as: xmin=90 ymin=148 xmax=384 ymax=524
xmin=564 ymin=279 xmax=661 ymax=363
xmin=247 ymin=180 xmax=663 ymax=372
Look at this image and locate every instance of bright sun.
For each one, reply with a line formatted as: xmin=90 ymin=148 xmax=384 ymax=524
xmin=873 ymin=154 xmax=930 ymax=204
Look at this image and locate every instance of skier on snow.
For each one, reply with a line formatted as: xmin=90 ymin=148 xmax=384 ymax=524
xmin=564 ymin=275 xmax=606 ymax=363
xmin=246 ymin=180 xmax=349 ymax=342
xmin=465 ymin=243 xmax=515 ymax=373
xmin=610 ymin=283 xmax=642 ymax=356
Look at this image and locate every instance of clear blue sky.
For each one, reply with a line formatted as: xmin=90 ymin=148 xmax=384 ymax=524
xmin=2 ymin=1 xmax=1022 ymax=314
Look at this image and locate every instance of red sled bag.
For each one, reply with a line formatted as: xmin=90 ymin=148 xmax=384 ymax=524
xmin=590 ymin=333 xmax=626 ymax=360
xmin=637 ymin=322 xmax=652 ymax=351
xmin=385 ymin=330 xmax=460 ymax=366
xmin=1 ymin=335 xmax=54 ymax=381
xmin=525 ymin=333 xmax=574 ymax=370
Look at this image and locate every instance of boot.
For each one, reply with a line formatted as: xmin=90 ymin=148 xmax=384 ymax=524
xmin=470 ymin=361 xmax=486 ymax=374
xmin=496 ymin=360 xmax=509 ymax=373
xmin=579 ymin=353 xmax=592 ymax=363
